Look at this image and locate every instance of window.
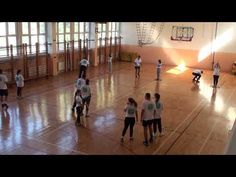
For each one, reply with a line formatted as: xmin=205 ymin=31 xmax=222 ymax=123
xmin=0 ymin=22 xmax=17 ymax=57
xmin=108 ymin=22 xmax=120 ymax=44
xmin=98 ymin=23 xmax=107 ymax=46
xmin=21 ymin=22 xmax=47 ymax=54
xmin=56 ymin=22 xmax=72 ymax=51
xmin=73 ymin=22 xmax=90 ymax=48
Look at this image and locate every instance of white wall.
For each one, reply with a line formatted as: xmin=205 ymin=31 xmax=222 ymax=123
xmin=121 ymin=22 xmax=236 ymax=53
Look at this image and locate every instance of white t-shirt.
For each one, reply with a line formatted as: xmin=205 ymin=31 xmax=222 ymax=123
xmin=15 ymin=74 xmax=24 ymax=87
xmin=155 ymin=100 xmax=163 ymax=119
xmin=142 ymin=100 xmax=156 ymax=120
xmin=80 ymin=59 xmax=89 ymax=67
xmin=134 ymin=58 xmax=142 ymax=67
xmin=108 ymin=56 xmax=112 ymax=63
xmin=76 ymin=78 xmax=86 ymax=90
xmin=75 ymin=95 xmax=83 ymax=107
xmin=81 ymin=85 xmax=91 ymax=99
xmin=213 ymin=67 xmax=220 ymax=76
xmin=0 ymin=74 xmax=8 ymax=90
xmin=125 ymin=104 xmax=137 ymax=118
xmin=157 ymin=63 xmax=162 ymax=69
xmin=193 ymin=69 xmax=202 ymax=74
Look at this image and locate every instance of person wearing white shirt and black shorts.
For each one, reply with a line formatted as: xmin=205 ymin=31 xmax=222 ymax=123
xmin=0 ymin=69 xmax=9 ymax=110
xmin=108 ymin=54 xmax=112 ymax=73
xmin=79 ymin=57 xmax=89 ymax=78
xmin=134 ymin=55 xmax=142 ymax=78
xmin=156 ymin=59 xmax=162 ymax=81
xmin=141 ymin=93 xmax=156 ymax=146
xmin=153 ymin=93 xmax=164 ymax=137
xmin=192 ymin=69 xmax=203 ymax=83
xmin=120 ymin=97 xmax=138 ymax=143
xmin=213 ymin=62 xmax=220 ymax=88
xmin=81 ymin=79 xmax=91 ymax=117
xmin=15 ymin=69 xmax=24 ymax=99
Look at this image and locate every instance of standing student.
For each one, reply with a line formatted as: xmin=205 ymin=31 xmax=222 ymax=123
xmin=192 ymin=69 xmax=203 ymax=83
xmin=0 ymin=69 xmax=9 ymax=110
xmin=213 ymin=62 xmax=220 ymax=88
xmin=153 ymin=93 xmax=164 ymax=137
xmin=75 ymin=90 xmax=83 ymax=126
xmin=79 ymin=57 xmax=89 ymax=78
xmin=141 ymin=93 xmax=156 ymax=146
xmin=156 ymin=59 xmax=162 ymax=81
xmin=81 ymin=79 xmax=91 ymax=117
xmin=15 ymin=69 xmax=24 ymax=99
xmin=120 ymin=98 xmax=138 ymax=143
xmin=72 ymin=74 xmax=86 ymax=112
xmin=108 ymin=54 xmax=112 ymax=73
xmin=134 ymin=55 xmax=142 ymax=78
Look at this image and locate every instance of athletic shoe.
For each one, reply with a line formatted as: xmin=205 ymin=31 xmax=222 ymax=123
xmin=75 ymin=120 xmax=80 ymax=126
xmin=143 ymin=140 xmax=149 ymax=146
xmin=149 ymin=137 xmax=153 ymax=143
xmin=120 ymin=137 xmax=124 ymax=143
xmin=129 ymin=137 xmax=134 ymax=141
xmin=85 ymin=114 xmax=89 ymax=117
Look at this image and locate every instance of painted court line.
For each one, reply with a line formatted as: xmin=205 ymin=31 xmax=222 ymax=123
xmin=152 ymin=100 xmax=205 ymax=155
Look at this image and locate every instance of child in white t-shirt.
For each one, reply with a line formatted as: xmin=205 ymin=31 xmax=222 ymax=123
xmin=213 ymin=62 xmax=220 ymax=88
xmin=120 ymin=97 xmax=138 ymax=143
xmin=72 ymin=74 xmax=86 ymax=112
xmin=141 ymin=93 xmax=156 ymax=146
xmin=15 ymin=69 xmax=24 ymax=99
xmin=156 ymin=59 xmax=162 ymax=81
xmin=81 ymin=79 xmax=91 ymax=117
xmin=153 ymin=93 xmax=164 ymax=137
xmin=75 ymin=89 xmax=83 ymax=126
xmin=0 ymin=69 xmax=9 ymax=110
xmin=134 ymin=55 xmax=142 ymax=78
xmin=108 ymin=54 xmax=112 ymax=73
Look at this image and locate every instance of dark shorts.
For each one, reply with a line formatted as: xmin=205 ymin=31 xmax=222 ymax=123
xmin=135 ymin=66 xmax=140 ymax=69
xmin=142 ymin=119 xmax=153 ymax=127
xmin=82 ymin=95 xmax=91 ymax=105
xmin=153 ymin=118 xmax=161 ymax=124
xmin=0 ymin=89 xmax=8 ymax=96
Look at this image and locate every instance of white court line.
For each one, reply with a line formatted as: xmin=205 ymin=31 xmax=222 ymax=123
xmin=198 ymin=85 xmax=236 ymax=154
xmin=2 ymin=129 xmax=87 ymax=155
xmin=198 ymin=119 xmax=218 ymax=154
xmin=152 ymin=100 xmax=205 ymax=155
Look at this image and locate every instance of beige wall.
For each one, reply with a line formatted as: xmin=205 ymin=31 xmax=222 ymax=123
xmin=121 ymin=44 xmax=236 ymax=72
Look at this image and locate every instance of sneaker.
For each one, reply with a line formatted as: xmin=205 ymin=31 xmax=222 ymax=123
xmin=129 ymin=137 xmax=134 ymax=141
xmin=75 ymin=120 xmax=80 ymax=126
xmin=85 ymin=114 xmax=89 ymax=117
xmin=143 ymin=140 xmax=149 ymax=146
xmin=149 ymin=137 xmax=153 ymax=143
xmin=120 ymin=137 xmax=124 ymax=143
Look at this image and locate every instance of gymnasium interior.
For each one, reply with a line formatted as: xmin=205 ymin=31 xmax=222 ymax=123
xmin=0 ymin=22 xmax=236 ymax=155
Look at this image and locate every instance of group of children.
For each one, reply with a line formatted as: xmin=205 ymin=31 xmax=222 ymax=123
xmin=120 ymin=92 xmax=164 ymax=146
xmin=192 ymin=62 xmax=221 ymax=88
xmin=0 ymin=69 xmax=24 ymax=111
xmin=72 ymin=74 xmax=92 ymax=126
xmin=134 ymin=55 xmax=163 ymax=81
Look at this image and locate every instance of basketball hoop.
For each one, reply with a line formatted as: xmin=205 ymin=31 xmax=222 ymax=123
xmin=136 ymin=22 xmax=164 ymax=47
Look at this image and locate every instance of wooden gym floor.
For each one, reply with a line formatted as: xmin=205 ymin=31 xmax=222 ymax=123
xmin=0 ymin=62 xmax=236 ymax=155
